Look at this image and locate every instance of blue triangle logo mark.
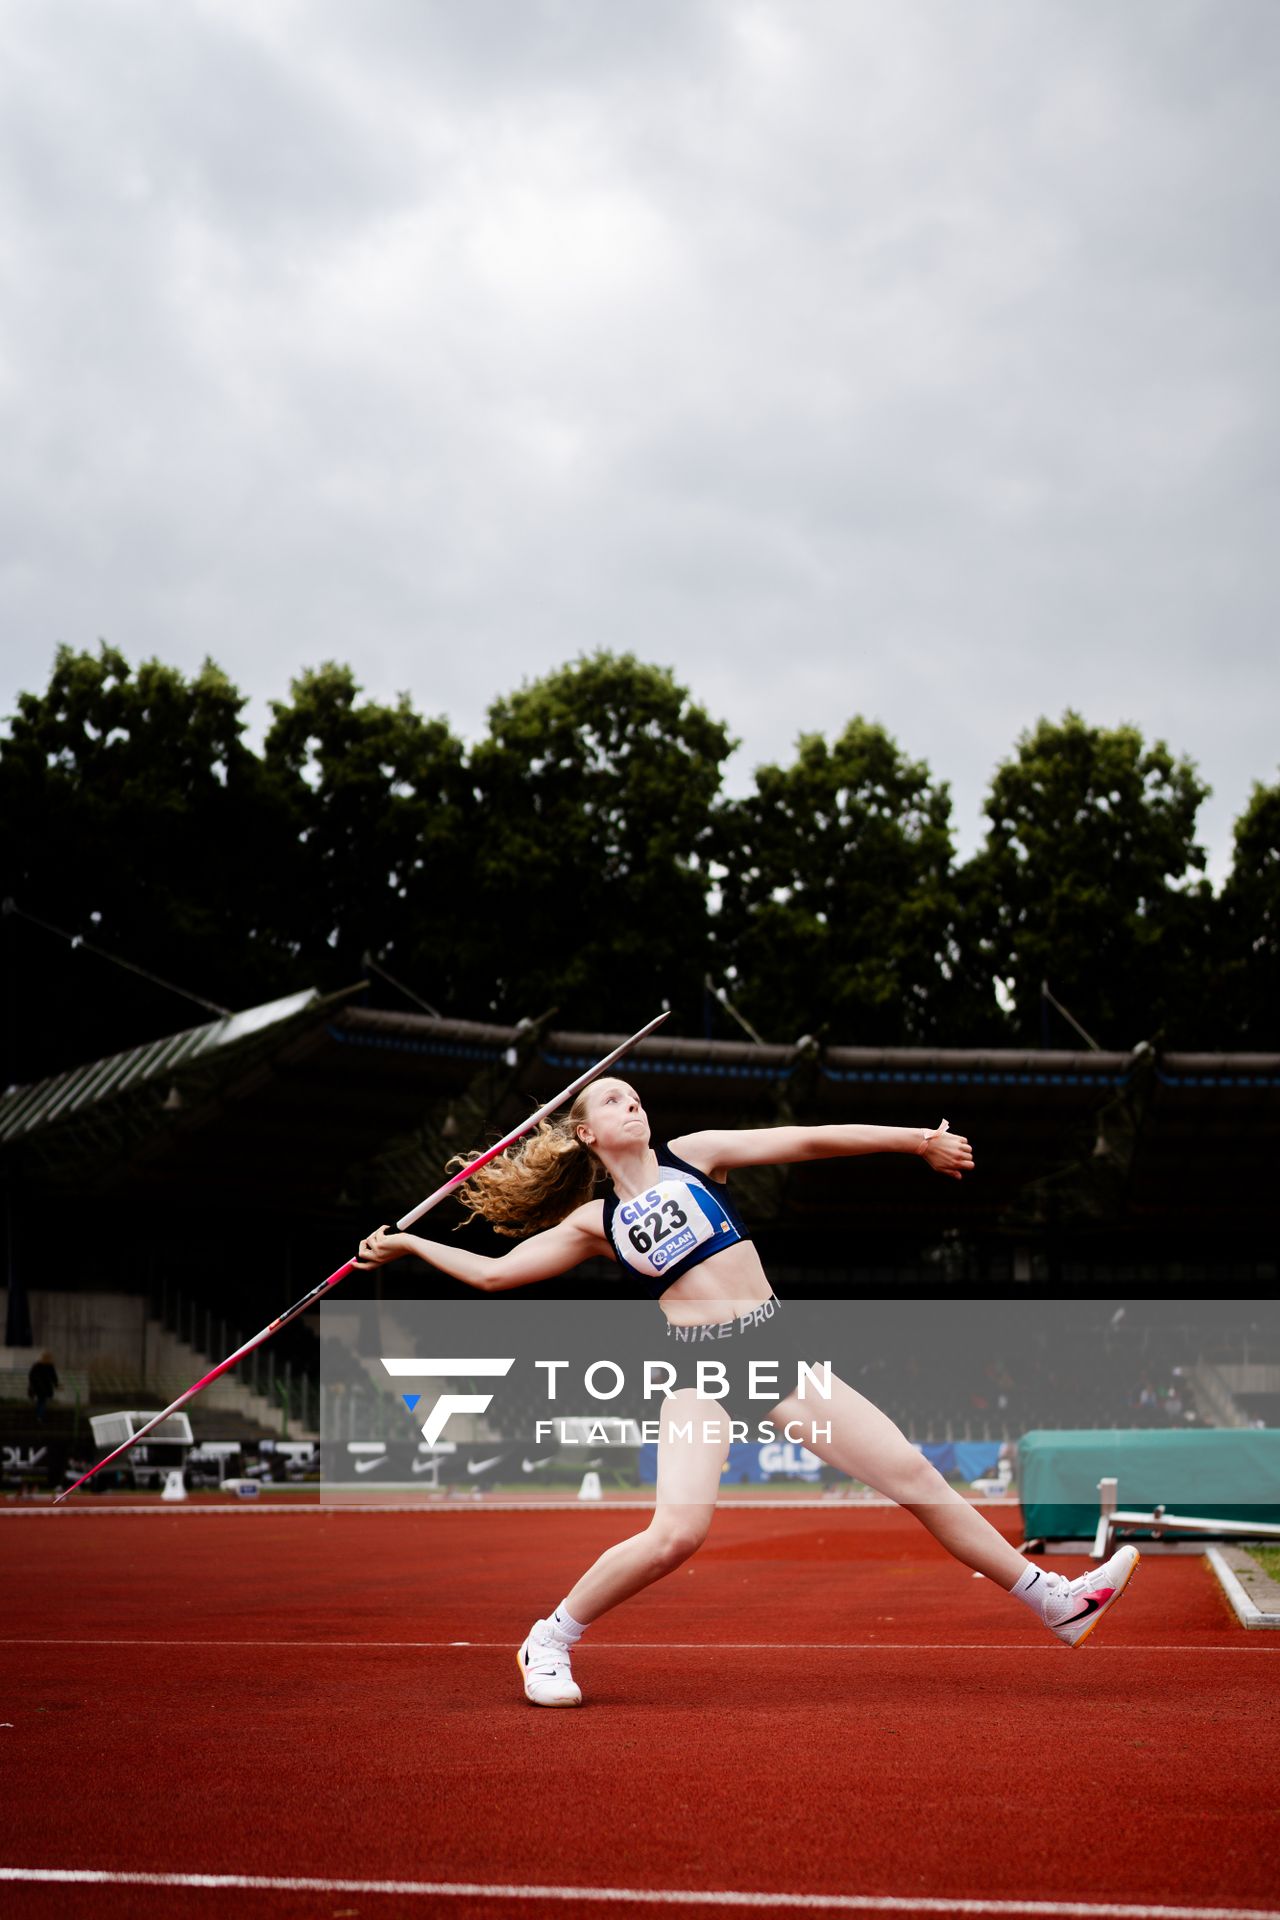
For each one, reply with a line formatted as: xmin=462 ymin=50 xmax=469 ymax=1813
xmin=401 ymin=1394 xmax=421 ymax=1413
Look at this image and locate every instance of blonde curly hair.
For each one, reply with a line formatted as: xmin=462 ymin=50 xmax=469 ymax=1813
xmin=448 ymin=1088 xmax=602 ymax=1238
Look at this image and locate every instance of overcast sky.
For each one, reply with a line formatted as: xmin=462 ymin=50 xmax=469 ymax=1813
xmin=2 ymin=0 xmax=1277 ymax=881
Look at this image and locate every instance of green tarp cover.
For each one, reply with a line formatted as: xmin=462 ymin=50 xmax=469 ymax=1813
xmin=1019 ymin=1428 xmax=1280 ymax=1540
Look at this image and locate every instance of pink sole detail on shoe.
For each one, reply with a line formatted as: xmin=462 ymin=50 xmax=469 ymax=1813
xmin=1070 ymin=1552 xmax=1139 ymax=1648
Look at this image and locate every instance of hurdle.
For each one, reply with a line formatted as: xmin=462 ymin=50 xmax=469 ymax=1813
xmin=1018 ymin=1428 xmax=1280 ymax=1554
xmin=1092 ymin=1474 xmax=1280 ymax=1559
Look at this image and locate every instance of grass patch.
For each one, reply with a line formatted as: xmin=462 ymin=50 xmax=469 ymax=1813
xmin=1247 ymin=1546 xmax=1280 ymax=1580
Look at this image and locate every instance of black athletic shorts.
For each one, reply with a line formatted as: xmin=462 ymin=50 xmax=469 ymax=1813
xmin=659 ymin=1295 xmax=830 ymax=1429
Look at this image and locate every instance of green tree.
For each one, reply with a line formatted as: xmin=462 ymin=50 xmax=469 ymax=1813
xmin=0 ymin=643 xmax=298 ymax=1081
xmin=715 ymin=720 xmax=973 ymax=1044
xmin=263 ymin=664 xmax=470 ymax=1005
xmin=467 ymin=654 xmax=734 ymax=1026
xmin=1217 ymin=776 xmax=1280 ymax=1047
xmin=973 ymin=712 xmax=1212 ymax=1048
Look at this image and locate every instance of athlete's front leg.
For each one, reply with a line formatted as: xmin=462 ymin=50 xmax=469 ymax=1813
xmin=770 ymin=1373 xmax=1029 ymax=1588
xmin=517 ymin=1392 xmax=730 ymax=1708
xmin=565 ymin=1389 xmax=731 ymax=1621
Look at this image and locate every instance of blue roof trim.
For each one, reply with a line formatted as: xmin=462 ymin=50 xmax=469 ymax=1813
xmin=326 ymin=1024 xmax=1280 ymax=1091
xmin=822 ymin=1067 xmax=1127 ymax=1089
xmin=1157 ymin=1071 xmax=1280 ymax=1088
xmin=540 ymin=1049 xmax=782 ymax=1080
xmin=325 ymin=1024 xmax=499 ymax=1066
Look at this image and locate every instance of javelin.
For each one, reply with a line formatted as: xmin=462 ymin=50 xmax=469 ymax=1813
xmin=54 ymin=1010 xmax=669 ymax=1503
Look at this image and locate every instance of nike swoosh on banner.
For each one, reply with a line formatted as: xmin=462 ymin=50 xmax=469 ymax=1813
xmin=521 ymin=1458 xmax=554 ymax=1472
xmin=466 ymin=1456 xmax=504 ymax=1475
xmin=353 ymin=1456 xmax=388 ymax=1474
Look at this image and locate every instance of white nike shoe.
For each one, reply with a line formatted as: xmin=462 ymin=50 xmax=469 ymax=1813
xmin=517 ymin=1619 xmax=583 ymax=1707
xmin=1044 ymin=1545 xmax=1140 ymax=1647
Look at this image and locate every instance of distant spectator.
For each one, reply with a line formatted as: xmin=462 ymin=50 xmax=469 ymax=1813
xmin=1135 ymin=1382 xmax=1159 ymax=1427
xmin=27 ymin=1352 xmax=58 ymax=1424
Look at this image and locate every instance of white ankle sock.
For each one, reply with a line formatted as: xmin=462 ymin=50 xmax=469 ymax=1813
xmin=1009 ymin=1563 xmax=1065 ymax=1618
xmin=550 ymin=1601 xmax=587 ymax=1643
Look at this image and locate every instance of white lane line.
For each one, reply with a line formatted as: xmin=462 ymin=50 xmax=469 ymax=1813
xmin=0 ymin=1505 xmax=890 ymax=1520
xmin=0 ymin=1499 xmax=918 ymax=1515
xmin=0 ymin=1638 xmax=1270 ymax=1653
xmin=0 ymin=1871 xmax=1276 ymax=1918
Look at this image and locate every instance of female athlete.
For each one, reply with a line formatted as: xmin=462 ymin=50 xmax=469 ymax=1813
xmin=356 ymin=1079 xmax=1138 ymax=1705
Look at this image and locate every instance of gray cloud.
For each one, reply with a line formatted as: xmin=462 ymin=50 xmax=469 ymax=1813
xmin=2 ymin=0 xmax=1277 ymax=881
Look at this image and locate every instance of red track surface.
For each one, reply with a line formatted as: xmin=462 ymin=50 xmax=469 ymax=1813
xmin=2 ymin=1504 xmax=1278 ymax=1919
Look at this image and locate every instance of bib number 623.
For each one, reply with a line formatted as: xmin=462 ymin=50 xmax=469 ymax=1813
xmin=628 ymin=1197 xmax=689 ymax=1255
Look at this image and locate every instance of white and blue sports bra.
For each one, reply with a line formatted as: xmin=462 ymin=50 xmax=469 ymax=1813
xmin=601 ymin=1143 xmax=751 ymax=1299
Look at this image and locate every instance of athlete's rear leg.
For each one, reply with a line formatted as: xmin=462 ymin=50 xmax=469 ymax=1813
xmin=772 ymin=1372 xmax=1027 ymax=1584
xmin=770 ymin=1373 xmax=1138 ymax=1640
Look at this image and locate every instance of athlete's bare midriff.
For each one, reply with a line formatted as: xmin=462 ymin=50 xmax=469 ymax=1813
xmin=653 ymin=1239 xmax=774 ymax=1325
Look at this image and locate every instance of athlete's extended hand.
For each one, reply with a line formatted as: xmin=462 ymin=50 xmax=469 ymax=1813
xmin=354 ymin=1225 xmax=414 ymax=1269
xmin=921 ymin=1119 xmax=974 ymax=1180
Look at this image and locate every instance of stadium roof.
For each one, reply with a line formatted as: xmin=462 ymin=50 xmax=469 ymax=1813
xmin=0 ymin=987 xmax=331 ymax=1142
xmin=2 ymin=989 xmax=1277 ymax=1243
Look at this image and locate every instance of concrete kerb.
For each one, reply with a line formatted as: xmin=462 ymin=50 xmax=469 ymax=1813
xmin=1206 ymin=1545 xmax=1280 ymax=1629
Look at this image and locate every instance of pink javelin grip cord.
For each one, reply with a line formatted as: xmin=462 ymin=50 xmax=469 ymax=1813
xmin=54 ymin=1010 xmax=670 ymax=1503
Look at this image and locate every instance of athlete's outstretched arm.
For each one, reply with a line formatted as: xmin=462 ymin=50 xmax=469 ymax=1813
xmin=670 ymin=1121 xmax=973 ymax=1182
xmin=353 ymin=1203 xmax=609 ymax=1291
